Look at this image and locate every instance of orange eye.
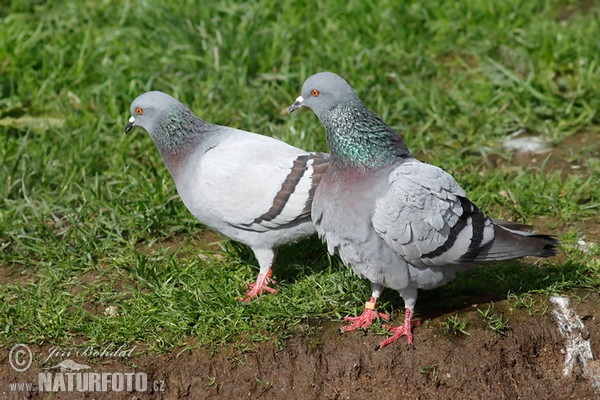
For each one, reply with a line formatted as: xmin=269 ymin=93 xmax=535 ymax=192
xmin=311 ymin=89 xmax=320 ymax=97
xmin=135 ymin=107 xmax=143 ymax=115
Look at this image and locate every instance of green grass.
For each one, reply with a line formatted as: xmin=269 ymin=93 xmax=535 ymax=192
xmin=442 ymin=315 xmax=470 ymax=336
xmin=478 ymin=304 xmax=511 ymax=335
xmin=1 ymin=0 xmax=599 ymax=352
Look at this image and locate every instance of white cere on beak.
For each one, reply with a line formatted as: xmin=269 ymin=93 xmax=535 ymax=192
xmin=295 ymin=95 xmax=304 ymax=103
xmin=128 ymin=115 xmax=135 ymax=123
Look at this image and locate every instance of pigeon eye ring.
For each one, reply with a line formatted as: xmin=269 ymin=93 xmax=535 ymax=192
xmin=135 ymin=107 xmax=143 ymax=115
xmin=311 ymin=89 xmax=320 ymax=97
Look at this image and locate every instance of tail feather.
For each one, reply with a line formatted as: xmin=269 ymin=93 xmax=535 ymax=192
xmin=474 ymin=224 xmax=560 ymax=262
xmin=490 ymin=218 xmax=534 ymax=232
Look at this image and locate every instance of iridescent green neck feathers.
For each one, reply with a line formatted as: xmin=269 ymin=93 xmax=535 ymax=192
xmin=151 ymin=107 xmax=208 ymax=156
xmin=319 ymin=101 xmax=411 ymax=170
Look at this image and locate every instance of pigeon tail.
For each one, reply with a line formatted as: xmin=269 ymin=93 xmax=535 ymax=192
xmin=474 ymin=224 xmax=560 ymax=262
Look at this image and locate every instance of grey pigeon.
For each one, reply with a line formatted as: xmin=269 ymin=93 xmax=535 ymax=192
xmin=288 ymin=72 xmax=559 ymax=349
xmin=126 ymin=91 xmax=328 ymax=301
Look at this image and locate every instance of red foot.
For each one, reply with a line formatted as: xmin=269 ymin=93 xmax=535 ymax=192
xmin=238 ymin=270 xmax=277 ymax=302
xmin=376 ymin=308 xmax=420 ymax=350
xmin=340 ymin=297 xmax=390 ymax=333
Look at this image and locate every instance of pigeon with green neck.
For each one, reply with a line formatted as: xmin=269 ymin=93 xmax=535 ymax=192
xmin=126 ymin=91 xmax=329 ymax=302
xmin=289 ymin=72 xmax=559 ymax=349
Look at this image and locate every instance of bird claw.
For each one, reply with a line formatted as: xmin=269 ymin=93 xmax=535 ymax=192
xmin=376 ymin=325 xmax=413 ymax=350
xmin=376 ymin=309 xmax=419 ymax=350
xmin=237 ymin=272 xmax=277 ymax=302
xmin=237 ymin=285 xmax=277 ymax=302
xmin=378 ymin=312 xmax=391 ymax=320
xmin=340 ymin=308 xmax=390 ymax=333
xmin=244 ymin=278 xmax=277 ymax=289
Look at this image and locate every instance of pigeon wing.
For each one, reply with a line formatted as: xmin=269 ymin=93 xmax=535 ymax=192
xmin=189 ymin=129 xmax=328 ymax=232
xmin=372 ymin=160 xmax=495 ymax=267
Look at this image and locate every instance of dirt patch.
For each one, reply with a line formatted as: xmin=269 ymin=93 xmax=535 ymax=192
xmin=134 ymin=229 xmax=226 ymax=259
xmin=491 ymin=130 xmax=600 ymax=177
xmin=3 ymin=293 xmax=599 ymax=399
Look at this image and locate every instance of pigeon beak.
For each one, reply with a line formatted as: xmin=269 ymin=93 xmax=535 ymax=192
xmin=124 ymin=116 xmax=135 ymax=134
xmin=287 ymin=96 xmax=304 ymax=114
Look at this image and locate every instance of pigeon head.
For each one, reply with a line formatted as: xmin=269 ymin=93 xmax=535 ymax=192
xmin=125 ymin=91 xmax=188 ymax=136
xmin=288 ymin=72 xmax=360 ymax=118
xmin=125 ymin=91 xmax=207 ymax=157
xmin=289 ymin=72 xmax=410 ymax=169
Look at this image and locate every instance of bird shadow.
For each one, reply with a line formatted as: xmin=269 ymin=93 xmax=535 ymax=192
xmin=226 ymin=236 xmax=583 ymax=323
xmin=224 ymin=234 xmax=331 ymax=284
xmin=390 ymin=257 xmax=583 ymax=321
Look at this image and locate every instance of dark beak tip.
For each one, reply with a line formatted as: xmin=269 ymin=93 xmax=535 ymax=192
xmin=124 ymin=121 xmax=134 ymax=135
xmin=288 ymin=101 xmax=303 ymax=114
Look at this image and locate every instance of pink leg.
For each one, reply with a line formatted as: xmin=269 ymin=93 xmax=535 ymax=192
xmin=376 ymin=308 xmax=420 ymax=350
xmin=238 ymin=269 xmax=277 ymax=302
xmin=340 ymin=297 xmax=391 ymax=333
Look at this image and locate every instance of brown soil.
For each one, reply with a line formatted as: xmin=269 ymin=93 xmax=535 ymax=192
xmin=3 ymin=295 xmax=599 ymax=400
